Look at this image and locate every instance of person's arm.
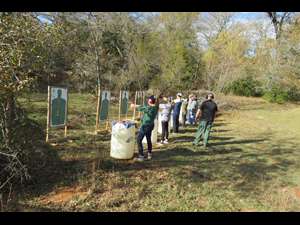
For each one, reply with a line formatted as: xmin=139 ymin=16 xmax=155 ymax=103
xmin=196 ymin=102 xmax=204 ymax=120
xmin=214 ymin=104 xmax=218 ymax=120
xmin=155 ymin=93 xmax=163 ymax=109
xmin=131 ymin=103 xmax=147 ymax=112
xmin=195 ymin=108 xmax=201 ymax=120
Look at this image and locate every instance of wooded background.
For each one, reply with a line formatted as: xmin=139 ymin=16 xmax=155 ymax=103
xmin=1 ymin=12 xmax=300 ymax=197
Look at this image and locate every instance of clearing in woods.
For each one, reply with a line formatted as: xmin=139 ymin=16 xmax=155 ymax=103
xmin=16 ymin=93 xmax=300 ymax=211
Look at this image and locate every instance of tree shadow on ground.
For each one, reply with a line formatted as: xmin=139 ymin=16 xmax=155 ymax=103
xmin=212 ymin=122 xmax=230 ymax=127
xmin=19 ymin=132 xmax=109 ymax=209
xmin=169 ymin=135 xmax=234 ymax=143
xmin=209 ymin=138 xmax=266 ymax=146
xmin=101 ymin=134 xmax=300 ymax=200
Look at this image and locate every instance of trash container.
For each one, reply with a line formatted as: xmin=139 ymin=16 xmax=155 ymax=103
xmin=110 ymin=120 xmax=136 ymax=159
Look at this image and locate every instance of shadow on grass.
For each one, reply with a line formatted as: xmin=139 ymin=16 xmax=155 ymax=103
xmin=169 ymin=135 xmax=235 ymax=143
xmin=209 ymin=138 xmax=266 ymax=146
xmin=100 ymin=135 xmax=300 ymax=199
xmin=17 ymin=132 xmax=111 ymax=211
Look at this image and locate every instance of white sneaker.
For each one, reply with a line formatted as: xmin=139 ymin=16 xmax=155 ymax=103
xmin=147 ymin=153 xmax=152 ymax=160
xmin=164 ymin=139 xmax=169 ymax=144
xmin=135 ymin=156 xmax=145 ymax=162
xmin=160 ymin=140 xmax=164 ymax=144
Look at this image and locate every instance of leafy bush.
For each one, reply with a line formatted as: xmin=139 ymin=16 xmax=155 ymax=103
xmin=263 ymin=85 xmax=300 ymax=104
xmin=0 ymin=100 xmax=60 ymax=196
xmin=287 ymin=86 xmax=300 ymax=102
xmin=225 ymin=76 xmax=262 ymax=97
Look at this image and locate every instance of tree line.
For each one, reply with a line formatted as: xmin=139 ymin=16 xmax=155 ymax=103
xmin=1 ymin=12 xmax=300 ymax=197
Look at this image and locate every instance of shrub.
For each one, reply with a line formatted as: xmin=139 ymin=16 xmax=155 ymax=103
xmin=225 ymin=76 xmax=262 ymax=97
xmin=287 ymin=86 xmax=300 ymax=102
xmin=0 ymin=99 xmax=60 ymax=197
xmin=263 ymin=86 xmax=289 ymax=104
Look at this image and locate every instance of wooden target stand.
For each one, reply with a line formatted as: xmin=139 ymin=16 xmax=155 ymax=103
xmin=95 ymin=86 xmax=110 ymax=134
xmin=46 ymin=86 xmax=68 ymax=143
xmin=132 ymin=91 xmax=146 ymax=123
xmin=118 ymin=90 xmax=131 ymax=122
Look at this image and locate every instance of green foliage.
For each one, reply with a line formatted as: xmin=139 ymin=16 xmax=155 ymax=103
xmin=263 ymin=85 xmax=300 ymax=103
xmin=225 ymin=76 xmax=262 ymax=97
xmin=263 ymin=85 xmax=289 ymax=104
xmin=0 ymin=13 xmax=62 ymax=194
xmin=0 ymin=99 xmax=59 ymax=193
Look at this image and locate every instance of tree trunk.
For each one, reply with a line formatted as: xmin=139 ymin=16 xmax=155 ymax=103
xmin=4 ymin=95 xmax=15 ymax=146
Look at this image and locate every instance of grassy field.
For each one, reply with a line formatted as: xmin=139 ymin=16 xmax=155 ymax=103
xmin=14 ymin=93 xmax=300 ymax=211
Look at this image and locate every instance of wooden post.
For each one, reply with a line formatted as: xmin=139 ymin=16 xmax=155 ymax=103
xmin=64 ymin=125 xmax=68 ymax=137
xmin=132 ymin=91 xmax=137 ymax=121
xmin=46 ymin=86 xmax=51 ymax=142
xmin=118 ymin=90 xmax=122 ymax=121
xmin=64 ymin=88 xmax=69 ymax=138
xmin=95 ymin=86 xmax=101 ymax=133
xmin=139 ymin=91 xmax=144 ymax=118
xmin=125 ymin=91 xmax=128 ymax=120
xmin=106 ymin=92 xmax=110 ymax=131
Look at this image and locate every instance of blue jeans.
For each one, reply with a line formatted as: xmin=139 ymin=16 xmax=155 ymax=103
xmin=137 ymin=124 xmax=154 ymax=157
xmin=188 ymin=110 xmax=196 ymax=124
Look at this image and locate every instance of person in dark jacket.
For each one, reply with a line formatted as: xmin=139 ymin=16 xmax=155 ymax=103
xmin=172 ymin=93 xmax=182 ymax=133
xmin=192 ymin=93 xmax=218 ymax=148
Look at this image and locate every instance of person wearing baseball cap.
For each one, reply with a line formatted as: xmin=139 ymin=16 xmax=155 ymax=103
xmin=131 ymin=95 xmax=160 ymax=162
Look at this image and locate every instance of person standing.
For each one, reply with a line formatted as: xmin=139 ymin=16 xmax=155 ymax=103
xmin=172 ymin=93 xmax=182 ymax=133
xmin=186 ymin=94 xmax=193 ymax=125
xmin=192 ymin=93 xmax=218 ymax=148
xmin=187 ymin=94 xmax=197 ymax=125
xmin=159 ymin=96 xmax=172 ymax=144
xmin=131 ymin=95 xmax=159 ymax=161
xmin=180 ymin=97 xmax=188 ymax=127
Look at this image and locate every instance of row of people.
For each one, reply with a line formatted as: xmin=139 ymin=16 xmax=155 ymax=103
xmin=130 ymin=92 xmax=218 ymax=162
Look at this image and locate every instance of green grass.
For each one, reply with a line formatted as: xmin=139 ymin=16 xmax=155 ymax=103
xmin=15 ymin=93 xmax=300 ymax=212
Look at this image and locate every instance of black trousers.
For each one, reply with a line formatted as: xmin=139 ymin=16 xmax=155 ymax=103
xmin=137 ymin=124 xmax=154 ymax=157
xmin=182 ymin=113 xmax=187 ymax=126
xmin=161 ymin=121 xmax=169 ymax=141
xmin=173 ymin=113 xmax=180 ymax=133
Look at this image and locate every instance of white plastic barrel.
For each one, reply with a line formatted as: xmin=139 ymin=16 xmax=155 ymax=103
xmin=110 ymin=121 xmax=136 ymax=159
xmin=143 ymin=117 xmax=158 ymax=145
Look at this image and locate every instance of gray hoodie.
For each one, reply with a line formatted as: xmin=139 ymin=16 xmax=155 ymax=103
xmin=159 ymin=103 xmax=172 ymax=122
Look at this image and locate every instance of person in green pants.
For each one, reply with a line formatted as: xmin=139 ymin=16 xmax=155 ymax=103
xmin=192 ymin=93 xmax=218 ymax=148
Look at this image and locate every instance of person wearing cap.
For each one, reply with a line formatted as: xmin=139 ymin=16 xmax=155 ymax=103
xmin=131 ymin=95 xmax=160 ymax=161
xmin=192 ymin=93 xmax=218 ymax=148
xmin=172 ymin=93 xmax=182 ymax=133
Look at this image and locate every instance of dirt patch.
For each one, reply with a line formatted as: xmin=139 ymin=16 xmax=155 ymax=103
xmin=40 ymin=186 xmax=88 ymax=204
xmin=240 ymin=208 xmax=256 ymax=212
xmin=294 ymin=187 xmax=300 ymax=199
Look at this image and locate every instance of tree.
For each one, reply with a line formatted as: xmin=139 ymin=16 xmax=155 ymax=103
xmin=202 ymin=25 xmax=250 ymax=92
xmin=148 ymin=12 xmax=203 ymax=92
xmin=197 ymin=12 xmax=235 ymax=50
xmin=0 ymin=12 xmax=64 ymax=193
xmin=266 ymin=12 xmax=294 ymax=40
